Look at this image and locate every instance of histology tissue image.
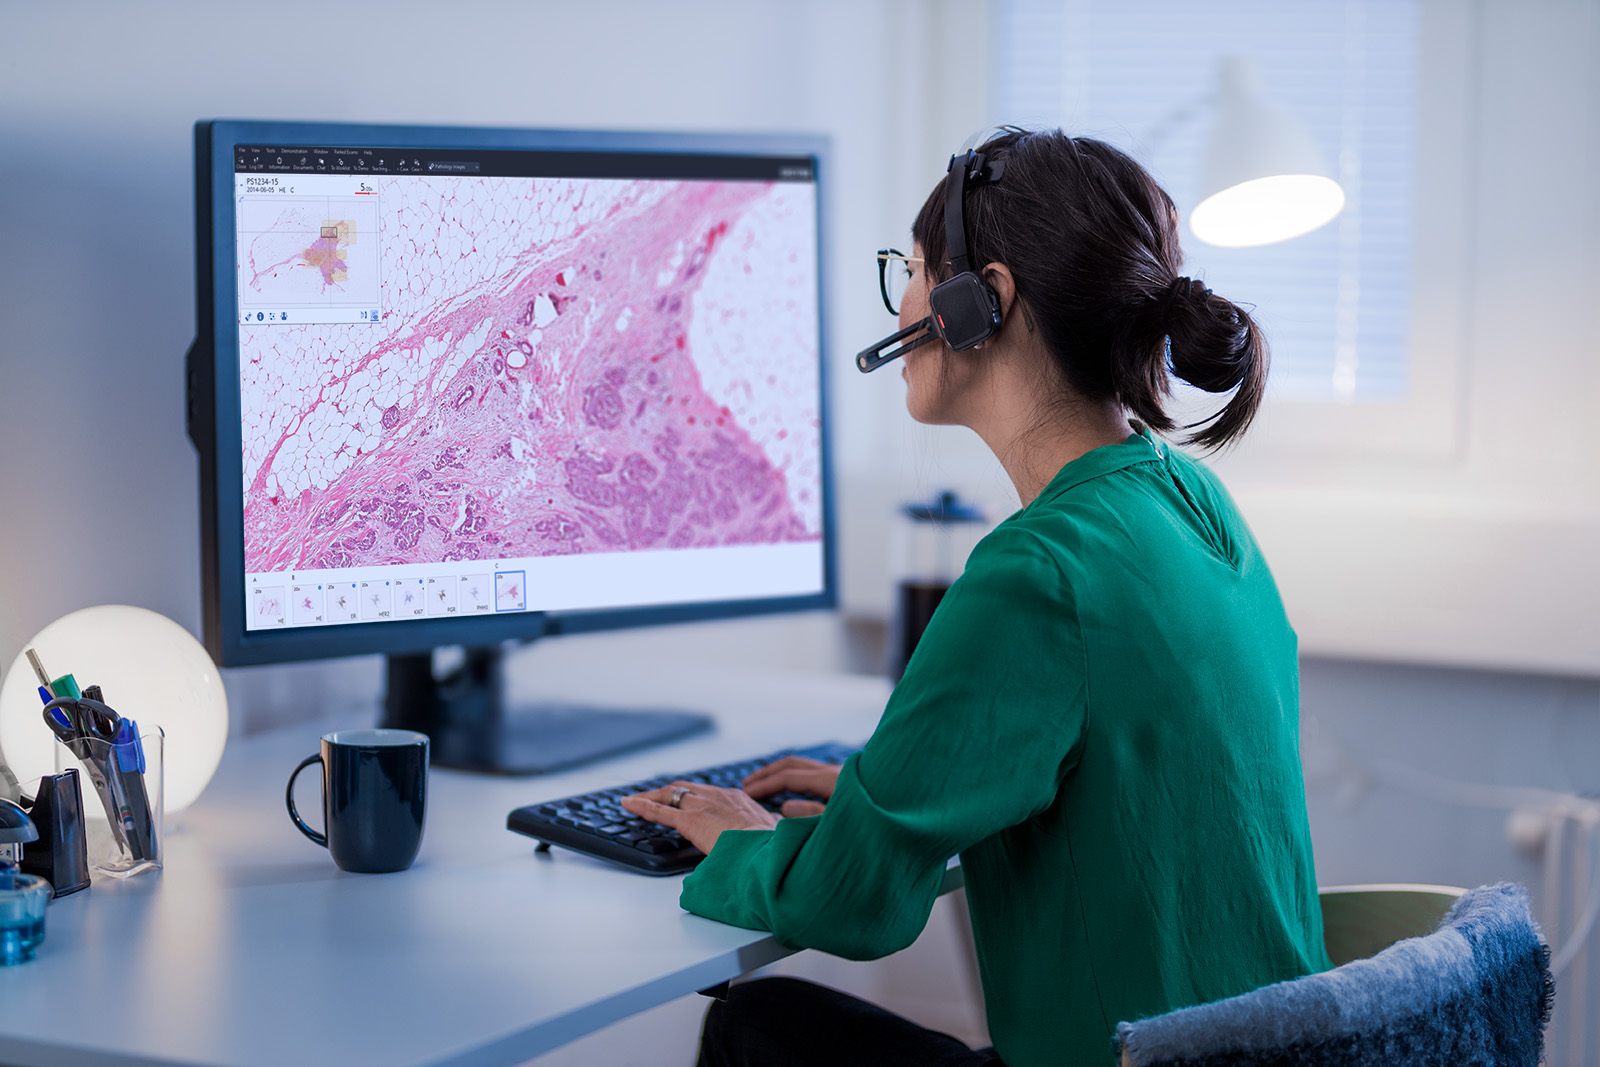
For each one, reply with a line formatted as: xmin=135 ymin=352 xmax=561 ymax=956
xmin=238 ymin=177 xmax=821 ymax=573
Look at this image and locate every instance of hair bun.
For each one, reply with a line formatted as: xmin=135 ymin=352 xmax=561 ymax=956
xmin=1159 ymin=279 xmax=1268 ymax=445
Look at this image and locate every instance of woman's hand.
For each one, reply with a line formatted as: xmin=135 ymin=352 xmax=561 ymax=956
xmin=621 ymin=782 xmax=779 ymax=856
xmin=742 ymin=756 xmax=841 ymax=818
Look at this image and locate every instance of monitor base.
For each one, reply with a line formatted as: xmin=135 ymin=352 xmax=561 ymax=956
xmin=378 ymin=648 xmax=713 ymax=776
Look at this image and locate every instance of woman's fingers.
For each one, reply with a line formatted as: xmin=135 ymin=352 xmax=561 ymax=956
xmin=621 ymin=781 xmax=780 ymax=855
xmin=620 ymin=780 xmax=710 ymax=823
xmin=743 ymin=765 xmax=841 ymax=801
xmin=780 ymin=799 xmax=827 ymax=818
xmin=742 ymin=755 xmax=828 ymax=788
xmin=619 ymin=791 xmax=683 ymax=828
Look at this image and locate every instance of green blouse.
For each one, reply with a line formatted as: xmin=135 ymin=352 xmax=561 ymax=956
xmin=681 ymin=430 xmax=1331 ymax=1066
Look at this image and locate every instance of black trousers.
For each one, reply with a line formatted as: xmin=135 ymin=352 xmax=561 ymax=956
xmin=696 ymin=976 xmax=1005 ymax=1067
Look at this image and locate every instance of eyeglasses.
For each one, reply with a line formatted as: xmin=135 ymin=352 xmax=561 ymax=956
xmin=858 ymin=247 xmax=937 ymax=372
xmin=876 ymin=248 xmax=923 ymax=316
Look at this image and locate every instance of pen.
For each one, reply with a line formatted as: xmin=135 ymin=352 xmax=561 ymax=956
xmin=113 ymin=719 xmax=146 ymax=774
xmin=111 ymin=718 xmax=154 ymax=861
xmin=24 ymin=649 xmax=55 ymax=697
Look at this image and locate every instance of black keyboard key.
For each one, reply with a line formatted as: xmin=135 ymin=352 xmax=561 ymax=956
xmin=635 ymin=837 xmax=682 ymax=854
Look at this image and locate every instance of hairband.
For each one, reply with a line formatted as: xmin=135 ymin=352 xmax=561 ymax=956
xmin=1157 ymin=276 xmax=1206 ymax=337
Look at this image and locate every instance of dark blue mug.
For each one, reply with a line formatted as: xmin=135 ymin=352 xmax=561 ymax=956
xmin=286 ymin=729 xmax=429 ymax=873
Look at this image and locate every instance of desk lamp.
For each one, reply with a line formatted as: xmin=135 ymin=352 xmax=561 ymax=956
xmin=0 ymin=606 xmax=228 ymax=816
xmin=1188 ymin=56 xmax=1346 ymax=247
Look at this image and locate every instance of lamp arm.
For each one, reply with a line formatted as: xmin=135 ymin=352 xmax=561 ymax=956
xmin=1128 ymin=91 xmax=1216 ymax=166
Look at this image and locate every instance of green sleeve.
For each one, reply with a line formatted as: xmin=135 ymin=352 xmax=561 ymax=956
xmin=679 ymin=524 xmax=1090 ymax=959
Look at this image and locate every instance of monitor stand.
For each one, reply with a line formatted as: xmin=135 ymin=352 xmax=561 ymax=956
xmin=377 ymin=646 xmax=713 ymax=775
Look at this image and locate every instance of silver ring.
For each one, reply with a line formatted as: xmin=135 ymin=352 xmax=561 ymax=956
xmin=669 ymin=787 xmax=692 ymax=809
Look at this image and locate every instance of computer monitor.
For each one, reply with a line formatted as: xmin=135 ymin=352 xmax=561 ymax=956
xmin=186 ymin=120 xmax=833 ymax=773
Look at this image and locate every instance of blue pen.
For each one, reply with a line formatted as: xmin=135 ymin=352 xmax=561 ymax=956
xmin=113 ymin=719 xmax=146 ymax=774
xmin=109 ymin=717 xmax=154 ymax=861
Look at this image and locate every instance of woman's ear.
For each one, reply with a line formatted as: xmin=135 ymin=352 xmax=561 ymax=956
xmin=983 ymin=262 xmax=1018 ymax=321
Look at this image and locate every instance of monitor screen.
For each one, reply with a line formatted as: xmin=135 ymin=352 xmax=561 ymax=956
xmin=190 ymin=122 xmax=833 ymax=669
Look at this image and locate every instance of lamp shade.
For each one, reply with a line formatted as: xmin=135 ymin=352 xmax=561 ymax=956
xmin=0 ymin=606 xmax=227 ymax=815
xmin=1190 ymin=56 xmax=1346 ymax=247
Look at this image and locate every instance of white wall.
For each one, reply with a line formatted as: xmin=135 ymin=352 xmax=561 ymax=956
xmin=1217 ymin=0 xmax=1600 ymax=677
xmin=3 ymin=1 xmax=1599 ymax=1061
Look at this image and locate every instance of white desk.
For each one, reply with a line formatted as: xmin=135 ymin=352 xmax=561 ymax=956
xmin=0 ymin=664 xmax=933 ymax=1067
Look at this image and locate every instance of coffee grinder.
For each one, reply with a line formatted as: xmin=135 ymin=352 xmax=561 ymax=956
xmin=889 ymin=491 xmax=987 ymax=681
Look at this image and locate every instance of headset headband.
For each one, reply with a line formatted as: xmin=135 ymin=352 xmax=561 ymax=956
xmin=944 ymin=150 xmax=1006 ymax=277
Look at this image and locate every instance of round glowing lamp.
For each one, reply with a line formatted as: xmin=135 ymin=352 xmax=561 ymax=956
xmin=1190 ymin=56 xmax=1346 ymax=248
xmin=0 ymin=606 xmax=228 ymax=815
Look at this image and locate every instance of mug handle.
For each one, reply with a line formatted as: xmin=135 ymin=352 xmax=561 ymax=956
xmin=285 ymin=754 xmax=327 ymax=847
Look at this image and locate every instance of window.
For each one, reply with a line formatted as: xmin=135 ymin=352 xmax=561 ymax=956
xmin=993 ymin=0 xmax=1420 ymax=401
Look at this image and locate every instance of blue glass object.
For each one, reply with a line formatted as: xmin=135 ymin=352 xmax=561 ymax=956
xmin=0 ymin=863 xmax=50 ymax=965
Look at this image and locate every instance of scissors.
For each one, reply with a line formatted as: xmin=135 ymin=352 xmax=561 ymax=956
xmin=41 ymin=697 xmax=120 ymax=749
xmin=41 ymin=703 xmax=76 ymax=744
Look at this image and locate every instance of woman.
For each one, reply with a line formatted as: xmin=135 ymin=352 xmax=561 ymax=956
xmin=622 ymin=129 xmax=1331 ymax=1067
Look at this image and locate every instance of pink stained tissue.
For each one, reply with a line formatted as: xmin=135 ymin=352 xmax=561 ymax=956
xmin=238 ymin=177 xmax=822 ymax=572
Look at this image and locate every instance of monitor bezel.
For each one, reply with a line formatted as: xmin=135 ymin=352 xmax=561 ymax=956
xmin=191 ymin=119 xmax=836 ymax=667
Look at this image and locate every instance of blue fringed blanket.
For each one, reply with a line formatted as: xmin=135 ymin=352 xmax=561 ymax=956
xmin=1116 ymin=883 xmax=1552 ymax=1067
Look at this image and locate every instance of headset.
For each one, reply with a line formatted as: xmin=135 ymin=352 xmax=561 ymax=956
xmin=856 ymin=140 xmax=1007 ymax=373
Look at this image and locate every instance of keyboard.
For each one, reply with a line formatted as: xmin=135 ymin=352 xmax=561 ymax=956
xmin=506 ymin=742 xmax=857 ymax=875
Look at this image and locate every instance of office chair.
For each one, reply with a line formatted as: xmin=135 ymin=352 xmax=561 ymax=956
xmin=1114 ymin=882 xmax=1552 ymax=1067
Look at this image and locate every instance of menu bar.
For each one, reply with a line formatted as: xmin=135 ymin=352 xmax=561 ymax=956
xmin=233 ymin=144 xmax=815 ymax=182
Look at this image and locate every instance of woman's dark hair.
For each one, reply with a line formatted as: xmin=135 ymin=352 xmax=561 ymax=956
xmin=911 ymin=129 xmax=1268 ymax=450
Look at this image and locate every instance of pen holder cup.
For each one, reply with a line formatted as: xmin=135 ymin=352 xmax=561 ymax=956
xmin=54 ymin=727 xmax=163 ymax=878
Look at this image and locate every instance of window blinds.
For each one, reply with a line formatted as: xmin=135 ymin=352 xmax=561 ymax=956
xmin=993 ymin=0 xmax=1418 ymax=400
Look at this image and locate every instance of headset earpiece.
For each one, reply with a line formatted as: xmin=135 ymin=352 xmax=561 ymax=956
xmin=928 ymin=273 xmax=1002 ymax=351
